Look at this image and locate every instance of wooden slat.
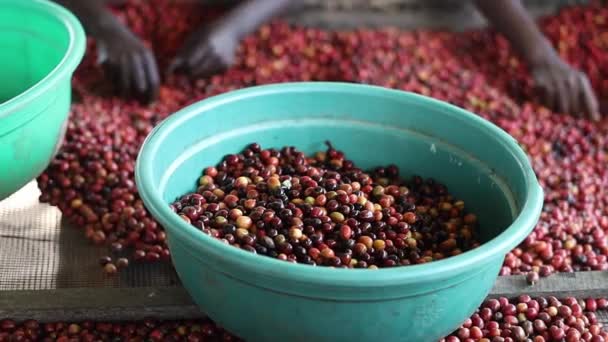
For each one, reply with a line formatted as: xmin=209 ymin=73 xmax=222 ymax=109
xmin=0 ymin=287 xmax=202 ymax=322
xmin=489 ymin=271 xmax=608 ymax=299
xmin=2 ymin=271 xmax=608 ymax=322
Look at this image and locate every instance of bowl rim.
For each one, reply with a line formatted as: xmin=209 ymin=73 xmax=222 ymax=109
xmin=0 ymin=0 xmax=85 ymax=120
xmin=136 ymin=82 xmax=544 ymax=288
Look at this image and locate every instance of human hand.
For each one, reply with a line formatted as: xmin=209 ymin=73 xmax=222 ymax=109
xmin=169 ymin=24 xmax=238 ymax=78
xmin=531 ymin=52 xmax=599 ymax=121
xmin=96 ymin=23 xmax=160 ymax=103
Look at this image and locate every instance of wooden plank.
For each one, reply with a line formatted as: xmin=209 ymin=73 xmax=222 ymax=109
xmin=2 ymin=271 xmax=608 ymax=322
xmin=489 ymin=271 xmax=608 ymax=299
xmin=0 ymin=287 xmax=203 ymax=322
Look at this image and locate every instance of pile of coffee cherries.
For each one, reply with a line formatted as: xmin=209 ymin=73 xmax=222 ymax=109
xmin=36 ymin=1 xmax=608 ymax=277
xmin=172 ymin=143 xmax=479 ymax=267
xmin=442 ymin=296 xmax=608 ymax=342
xmin=0 ymin=317 xmax=239 ymax=342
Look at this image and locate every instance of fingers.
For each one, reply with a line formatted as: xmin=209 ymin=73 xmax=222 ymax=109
xmin=566 ymin=72 xmax=581 ymax=117
xmin=96 ymin=41 xmax=110 ymax=65
xmin=168 ymin=56 xmax=185 ymax=74
xmin=119 ymin=54 xmax=132 ymax=98
xmin=104 ymin=50 xmax=159 ymax=104
xmin=168 ymin=50 xmax=199 ymax=75
xmin=536 ymin=74 xmax=556 ymax=113
xmin=168 ymin=43 xmax=195 ymax=74
xmin=535 ymin=68 xmax=601 ymax=121
xmin=131 ymin=53 xmax=147 ymax=95
xmin=142 ymin=50 xmax=160 ymax=103
xmin=579 ymin=73 xmax=600 ymax=121
xmin=553 ymin=74 xmax=570 ymax=116
xmin=103 ymin=62 xmax=119 ymax=91
xmin=131 ymin=50 xmax=160 ymax=104
xmin=171 ymin=50 xmax=225 ymax=79
xmin=192 ymin=53 xmax=225 ymax=79
xmin=170 ymin=44 xmax=209 ymax=75
xmin=168 ymin=33 xmax=205 ymax=74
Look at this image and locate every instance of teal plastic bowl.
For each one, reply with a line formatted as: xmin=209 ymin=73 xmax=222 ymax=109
xmin=0 ymin=0 xmax=85 ymax=200
xmin=136 ymin=82 xmax=543 ymax=342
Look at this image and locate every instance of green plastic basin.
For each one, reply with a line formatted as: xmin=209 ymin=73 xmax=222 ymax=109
xmin=136 ymin=82 xmax=543 ymax=342
xmin=0 ymin=0 xmax=85 ymax=200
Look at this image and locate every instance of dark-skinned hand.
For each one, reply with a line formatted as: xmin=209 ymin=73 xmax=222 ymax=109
xmin=96 ymin=23 xmax=160 ymax=103
xmin=169 ymin=24 xmax=238 ymax=78
xmin=531 ymin=51 xmax=599 ymax=121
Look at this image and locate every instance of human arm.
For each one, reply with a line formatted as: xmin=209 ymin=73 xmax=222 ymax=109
xmin=473 ymin=0 xmax=599 ymax=120
xmin=169 ymin=0 xmax=294 ymax=78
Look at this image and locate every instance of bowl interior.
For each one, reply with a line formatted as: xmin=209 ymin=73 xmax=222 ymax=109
xmin=0 ymin=0 xmax=72 ymax=104
xmin=149 ymin=84 xmax=529 ymax=245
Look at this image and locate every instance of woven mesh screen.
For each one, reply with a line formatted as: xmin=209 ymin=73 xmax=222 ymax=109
xmin=0 ymin=181 xmax=179 ymax=291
